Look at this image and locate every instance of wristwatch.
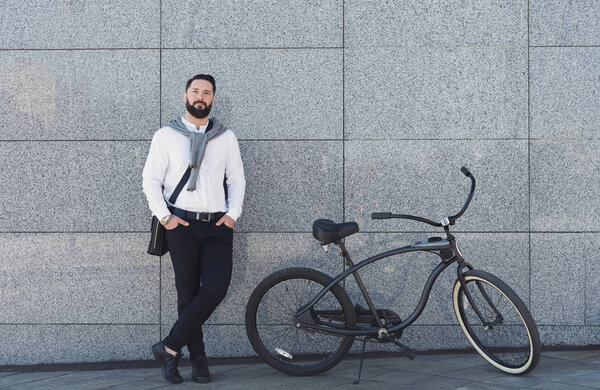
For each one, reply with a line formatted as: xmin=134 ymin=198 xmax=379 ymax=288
xmin=159 ymin=215 xmax=172 ymax=226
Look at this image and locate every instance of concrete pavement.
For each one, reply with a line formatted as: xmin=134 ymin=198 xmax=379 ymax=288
xmin=1 ymin=349 xmax=600 ymax=389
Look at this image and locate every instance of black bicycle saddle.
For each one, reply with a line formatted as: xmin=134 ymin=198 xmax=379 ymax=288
xmin=312 ymin=219 xmax=359 ymax=245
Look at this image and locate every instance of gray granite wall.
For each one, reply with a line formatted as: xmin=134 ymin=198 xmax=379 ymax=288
xmin=0 ymin=1 xmax=598 ymax=365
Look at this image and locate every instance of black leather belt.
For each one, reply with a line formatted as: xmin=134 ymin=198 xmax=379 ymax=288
xmin=170 ymin=207 xmax=225 ymax=222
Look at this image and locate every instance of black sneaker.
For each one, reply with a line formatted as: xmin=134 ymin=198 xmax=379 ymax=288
xmin=191 ymin=356 xmax=211 ymax=383
xmin=152 ymin=342 xmax=183 ymax=384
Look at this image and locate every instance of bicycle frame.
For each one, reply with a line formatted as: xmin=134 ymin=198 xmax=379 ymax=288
xmin=295 ymin=233 xmax=463 ymax=337
xmin=295 ymin=166 xmax=502 ymax=338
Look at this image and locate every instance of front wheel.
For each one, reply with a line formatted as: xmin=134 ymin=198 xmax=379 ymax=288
xmin=245 ymin=267 xmax=356 ymax=376
xmin=453 ymin=270 xmax=541 ymax=375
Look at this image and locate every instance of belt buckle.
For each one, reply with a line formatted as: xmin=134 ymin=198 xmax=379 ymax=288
xmin=201 ymin=213 xmax=211 ymax=222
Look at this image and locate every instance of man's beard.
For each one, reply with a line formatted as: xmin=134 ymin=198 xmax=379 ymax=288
xmin=186 ymin=99 xmax=213 ymax=119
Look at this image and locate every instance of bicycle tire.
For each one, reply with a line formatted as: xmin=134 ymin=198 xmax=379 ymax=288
xmin=453 ymin=270 xmax=541 ymax=374
xmin=245 ymin=267 xmax=356 ymax=376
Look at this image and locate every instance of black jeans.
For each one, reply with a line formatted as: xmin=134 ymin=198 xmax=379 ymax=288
xmin=163 ymin=219 xmax=233 ymax=360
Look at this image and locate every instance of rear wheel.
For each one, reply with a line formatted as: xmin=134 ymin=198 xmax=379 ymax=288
xmin=245 ymin=267 xmax=356 ymax=376
xmin=453 ymin=270 xmax=540 ymax=374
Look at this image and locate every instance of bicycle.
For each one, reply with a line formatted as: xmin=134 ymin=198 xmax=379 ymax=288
xmin=245 ymin=167 xmax=540 ymax=382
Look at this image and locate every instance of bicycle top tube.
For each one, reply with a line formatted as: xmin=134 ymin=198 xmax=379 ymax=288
xmin=296 ymin=250 xmax=456 ymax=337
xmin=296 ymin=236 xmax=454 ymax=318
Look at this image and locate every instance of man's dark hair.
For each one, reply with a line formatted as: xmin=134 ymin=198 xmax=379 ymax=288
xmin=185 ymin=74 xmax=216 ymax=93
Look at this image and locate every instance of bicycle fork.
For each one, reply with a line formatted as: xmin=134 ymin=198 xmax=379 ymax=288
xmin=446 ymin=228 xmax=503 ymax=329
xmin=457 ymin=261 xmax=504 ymax=328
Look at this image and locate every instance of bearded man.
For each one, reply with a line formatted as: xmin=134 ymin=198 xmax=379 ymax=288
xmin=142 ymin=74 xmax=245 ymax=384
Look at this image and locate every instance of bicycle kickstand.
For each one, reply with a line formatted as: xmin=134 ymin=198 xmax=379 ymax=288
xmin=380 ymin=333 xmax=416 ymax=360
xmin=353 ymin=337 xmax=368 ymax=385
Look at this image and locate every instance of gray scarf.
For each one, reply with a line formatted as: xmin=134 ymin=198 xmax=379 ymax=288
xmin=167 ymin=117 xmax=227 ymax=191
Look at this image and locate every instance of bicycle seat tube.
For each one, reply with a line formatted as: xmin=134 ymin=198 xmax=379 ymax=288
xmin=338 ymin=240 xmax=385 ymax=329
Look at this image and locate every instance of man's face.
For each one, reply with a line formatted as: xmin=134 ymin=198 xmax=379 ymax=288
xmin=184 ymin=79 xmax=214 ymax=119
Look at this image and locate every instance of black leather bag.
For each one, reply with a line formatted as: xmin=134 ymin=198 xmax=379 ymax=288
xmin=147 ymin=167 xmax=192 ymax=256
xmin=148 ymin=215 xmax=169 ymax=256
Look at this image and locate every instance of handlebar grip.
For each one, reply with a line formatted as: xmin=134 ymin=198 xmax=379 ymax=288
xmin=371 ymin=212 xmax=391 ymax=219
xmin=460 ymin=166 xmax=472 ymax=177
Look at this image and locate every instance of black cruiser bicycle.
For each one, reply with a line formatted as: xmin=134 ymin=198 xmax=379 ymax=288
xmin=245 ymin=168 xmax=540 ymax=381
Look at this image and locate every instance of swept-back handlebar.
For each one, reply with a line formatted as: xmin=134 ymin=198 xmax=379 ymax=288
xmin=371 ymin=212 xmax=442 ymax=227
xmin=449 ymin=167 xmax=476 ymax=224
xmin=371 ymin=167 xmax=476 ymax=227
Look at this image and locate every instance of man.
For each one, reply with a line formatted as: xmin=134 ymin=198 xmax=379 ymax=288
xmin=142 ymin=74 xmax=245 ymax=384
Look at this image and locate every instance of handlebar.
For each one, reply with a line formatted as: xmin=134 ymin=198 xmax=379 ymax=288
xmin=371 ymin=167 xmax=476 ymax=227
xmin=372 ymin=212 xmax=442 ymax=227
xmin=449 ymin=167 xmax=476 ymax=224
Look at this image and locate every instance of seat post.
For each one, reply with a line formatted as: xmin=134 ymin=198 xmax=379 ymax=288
xmin=337 ymin=241 xmax=385 ymax=329
xmin=337 ymin=241 xmax=353 ymax=266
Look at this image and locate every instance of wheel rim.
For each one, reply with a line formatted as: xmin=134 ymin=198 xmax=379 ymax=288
xmin=454 ymin=276 xmax=534 ymax=373
xmin=254 ymin=276 xmax=349 ymax=369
